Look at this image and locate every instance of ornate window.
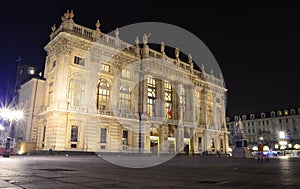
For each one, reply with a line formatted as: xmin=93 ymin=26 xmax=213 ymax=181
xmin=119 ymin=85 xmax=131 ymax=116
xmin=69 ymin=76 xmax=85 ymax=107
xmin=97 ymin=79 xmax=110 ymax=111
xmin=121 ymin=69 xmax=131 ymax=79
xmin=101 ymin=64 xmax=110 ymax=72
xmin=147 ymin=76 xmax=156 ymax=116
xmin=70 ymin=125 xmax=78 ymax=142
xmin=100 ymin=128 xmax=107 ymax=143
xmin=179 ymin=85 xmax=186 ymax=112
xmin=74 ymin=56 xmax=85 ymax=66
xmin=165 ymin=81 xmax=172 ymax=118
xmin=122 ymin=130 xmax=128 ymax=145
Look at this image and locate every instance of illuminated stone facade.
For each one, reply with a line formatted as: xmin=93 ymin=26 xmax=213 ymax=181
xmin=18 ymin=11 xmax=229 ymax=155
xmin=226 ymin=108 xmax=300 ymax=151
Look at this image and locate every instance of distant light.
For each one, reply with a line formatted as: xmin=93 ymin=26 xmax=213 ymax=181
xmin=294 ymin=144 xmax=300 ymax=149
xmin=263 ymin=145 xmax=269 ymax=152
xmin=28 ymin=67 xmax=35 ymax=75
xmin=288 ymin=144 xmax=292 ymax=148
xmin=274 ymin=144 xmax=279 ymax=149
xmin=252 ymin=146 xmax=258 ymax=151
xmin=279 ymin=131 xmax=285 ymax=139
xmin=279 ymin=140 xmax=287 ymax=146
xmin=38 ymin=72 xmax=42 ymax=76
xmin=0 ymin=124 xmax=4 ymax=131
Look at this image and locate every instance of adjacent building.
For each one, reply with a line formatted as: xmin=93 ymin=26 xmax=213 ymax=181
xmin=16 ymin=10 xmax=229 ymax=155
xmin=226 ymin=108 xmax=300 ymax=152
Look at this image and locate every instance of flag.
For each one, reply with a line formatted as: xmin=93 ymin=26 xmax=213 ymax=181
xmin=167 ymin=104 xmax=172 ymax=117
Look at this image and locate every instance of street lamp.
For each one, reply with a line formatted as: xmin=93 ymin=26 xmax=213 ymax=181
xmin=0 ymin=107 xmax=23 ymax=157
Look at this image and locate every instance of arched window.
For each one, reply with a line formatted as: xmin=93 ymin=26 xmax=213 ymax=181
xmin=97 ymin=79 xmax=110 ymax=111
xmin=69 ymin=76 xmax=85 ymax=107
xmin=119 ymin=85 xmax=131 ymax=116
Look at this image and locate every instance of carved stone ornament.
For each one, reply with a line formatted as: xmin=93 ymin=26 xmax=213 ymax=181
xmin=95 ymin=20 xmax=101 ymax=31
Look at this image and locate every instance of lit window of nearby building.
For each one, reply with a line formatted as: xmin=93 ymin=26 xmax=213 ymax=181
xmin=121 ymin=69 xmax=130 ymax=78
xmin=284 ymin=110 xmax=289 ymax=116
xmin=147 ymin=76 xmax=156 ymax=117
xmin=74 ymin=56 xmax=85 ymax=66
xmin=277 ymin=111 xmax=282 ymax=116
xmin=101 ymin=64 xmax=110 ymax=72
xmin=122 ymin=130 xmax=128 ymax=145
xmin=100 ymin=128 xmax=107 ymax=143
xmin=119 ymin=85 xmax=131 ymax=116
xmin=70 ymin=126 xmax=78 ymax=142
xmin=179 ymin=85 xmax=186 ymax=112
xmin=97 ymin=79 xmax=110 ymax=111
xmin=165 ymin=80 xmax=172 ymax=118
xmin=31 ymin=128 xmax=38 ymax=140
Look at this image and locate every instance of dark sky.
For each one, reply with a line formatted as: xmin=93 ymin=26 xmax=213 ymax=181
xmin=0 ymin=1 xmax=300 ymax=117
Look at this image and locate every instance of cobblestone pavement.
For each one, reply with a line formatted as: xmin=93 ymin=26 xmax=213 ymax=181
xmin=0 ymin=154 xmax=299 ymax=189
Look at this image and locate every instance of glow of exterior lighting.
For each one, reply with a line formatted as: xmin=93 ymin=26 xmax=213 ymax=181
xmin=263 ymin=146 xmax=269 ymax=152
xmin=0 ymin=124 xmax=4 ymax=130
xmin=279 ymin=156 xmax=289 ymax=159
xmin=252 ymin=146 xmax=258 ymax=151
xmin=288 ymin=144 xmax=292 ymax=148
xmin=279 ymin=131 xmax=285 ymax=139
xmin=280 ymin=145 xmax=286 ymax=150
xmin=274 ymin=144 xmax=279 ymax=149
xmin=0 ymin=108 xmax=24 ymax=121
xmin=294 ymin=144 xmax=300 ymax=149
xmin=259 ymin=136 xmax=264 ymax=141
xmin=279 ymin=140 xmax=287 ymax=146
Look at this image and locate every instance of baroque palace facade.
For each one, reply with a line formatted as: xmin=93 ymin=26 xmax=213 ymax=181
xmin=16 ymin=10 xmax=229 ymax=155
xmin=226 ymin=108 xmax=300 ymax=152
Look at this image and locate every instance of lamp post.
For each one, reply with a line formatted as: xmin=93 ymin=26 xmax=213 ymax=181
xmin=0 ymin=108 xmax=23 ymax=157
xmin=278 ymin=131 xmax=287 ymax=156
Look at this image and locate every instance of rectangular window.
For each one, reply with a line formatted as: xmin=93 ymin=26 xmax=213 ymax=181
xmin=121 ymin=69 xmax=130 ymax=78
xmin=74 ymin=56 xmax=85 ymax=66
xmin=101 ymin=64 xmax=110 ymax=72
xmin=71 ymin=126 xmax=78 ymax=142
xmin=100 ymin=128 xmax=107 ymax=143
xmin=31 ymin=128 xmax=38 ymax=140
xmin=42 ymin=126 xmax=46 ymax=148
xmin=122 ymin=130 xmax=128 ymax=145
xmin=53 ymin=60 xmax=56 ymax=67
xmin=48 ymin=82 xmax=53 ymax=105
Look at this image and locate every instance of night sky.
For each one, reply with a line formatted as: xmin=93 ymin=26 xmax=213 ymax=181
xmin=0 ymin=1 xmax=299 ymax=117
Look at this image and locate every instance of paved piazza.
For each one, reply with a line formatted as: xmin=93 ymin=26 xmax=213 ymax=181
xmin=0 ymin=155 xmax=299 ymax=189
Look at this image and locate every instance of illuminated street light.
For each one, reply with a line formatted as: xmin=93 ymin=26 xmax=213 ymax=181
xmin=279 ymin=131 xmax=285 ymax=139
xmin=0 ymin=107 xmax=24 ymax=157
